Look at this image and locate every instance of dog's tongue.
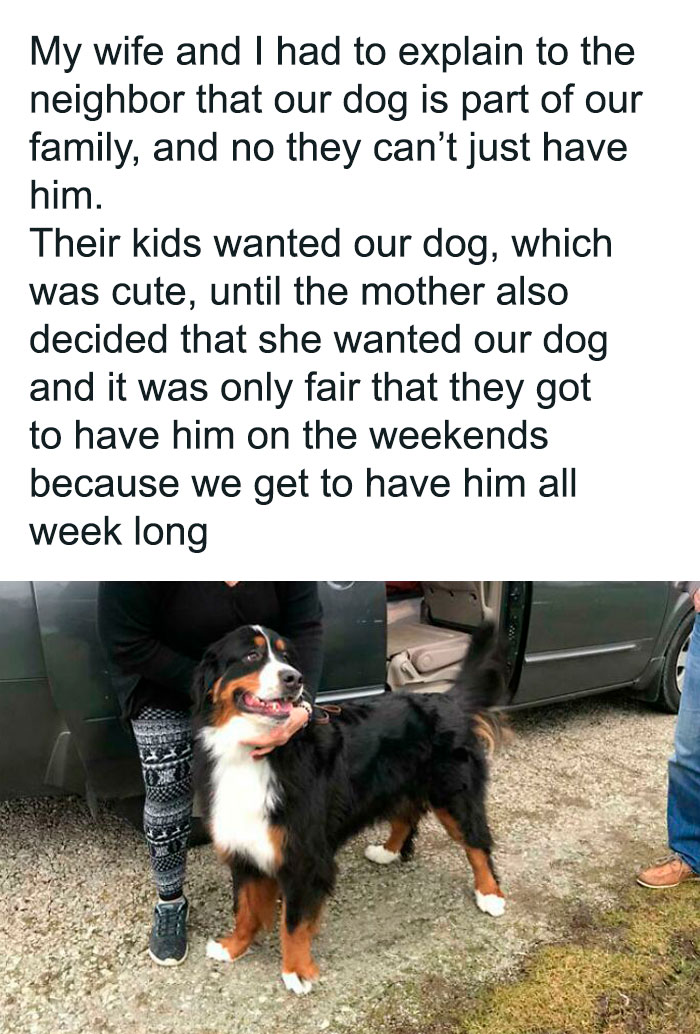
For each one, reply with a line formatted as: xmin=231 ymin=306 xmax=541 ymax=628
xmin=242 ymin=692 xmax=293 ymax=717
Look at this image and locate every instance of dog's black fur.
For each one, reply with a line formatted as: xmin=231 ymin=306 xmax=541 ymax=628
xmin=194 ymin=622 xmax=505 ymax=940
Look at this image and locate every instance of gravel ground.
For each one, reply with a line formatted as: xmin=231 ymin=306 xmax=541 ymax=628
xmin=0 ymin=693 xmax=677 ymax=1034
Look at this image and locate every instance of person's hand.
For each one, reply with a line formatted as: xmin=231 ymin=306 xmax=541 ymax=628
xmin=693 ymin=589 xmax=700 ymax=613
xmin=241 ymin=706 xmax=310 ymax=759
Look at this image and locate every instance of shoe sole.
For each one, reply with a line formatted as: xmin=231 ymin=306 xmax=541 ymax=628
xmin=636 ymin=875 xmax=699 ymax=889
xmin=148 ymin=943 xmax=189 ymax=967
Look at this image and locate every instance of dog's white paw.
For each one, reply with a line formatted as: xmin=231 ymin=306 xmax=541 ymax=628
xmin=475 ymin=890 xmax=506 ymax=917
xmin=282 ymin=971 xmax=314 ymax=995
xmin=364 ymin=844 xmax=400 ymax=865
xmin=206 ymin=939 xmax=233 ymax=962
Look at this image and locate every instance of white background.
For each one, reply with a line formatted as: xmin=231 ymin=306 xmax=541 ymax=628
xmin=2 ymin=1 xmax=697 ymax=578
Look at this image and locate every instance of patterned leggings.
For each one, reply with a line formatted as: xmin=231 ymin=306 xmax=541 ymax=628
xmin=131 ymin=706 xmax=194 ymax=900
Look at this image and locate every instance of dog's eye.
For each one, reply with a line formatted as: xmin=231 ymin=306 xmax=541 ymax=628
xmin=244 ymin=650 xmax=261 ymax=663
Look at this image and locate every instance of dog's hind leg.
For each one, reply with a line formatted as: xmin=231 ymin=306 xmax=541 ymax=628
xmin=206 ymin=874 xmax=279 ymax=962
xmin=365 ymin=816 xmax=415 ymax=865
xmin=465 ymin=845 xmax=506 ymax=917
xmin=433 ymin=805 xmax=506 ymax=917
xmin=365 ymin=805 xmax=423 ymax=865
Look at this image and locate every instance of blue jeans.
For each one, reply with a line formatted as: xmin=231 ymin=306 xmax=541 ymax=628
xmin=667 ymin=613 xmax=700 ymax=872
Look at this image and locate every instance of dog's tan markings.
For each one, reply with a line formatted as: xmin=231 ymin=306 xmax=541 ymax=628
xmin=211 ymin=672 xmax=261 ymax=726
xmin=472 ymin=712 xmax=510 ymax=756
xmin=433 ymin=808 xmax=504 ymax=898
xmin=254 ymin=635 xmax=265 ymax=646
xmin=384 ymin=817 xmax=413 ymax=853
xmin=280 ymin=901 xmax=321 ymax=982
xmin=433 ymin=807 xmax=464 ymax=845
xmin=465 ymin=847 xmax=504 ymax=898
xmin=275 ymin=638 xmax=286 ymax=652
xmin=473 ymin=713 xmax=497 ymax=756
xmin=268 ymin=825 xmax=287 ymax=869
xmin=216 ymin=877 xmax=279 ymax=959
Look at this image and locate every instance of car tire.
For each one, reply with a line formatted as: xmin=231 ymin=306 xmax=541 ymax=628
xmin=656 ymin=610 xmax=694 ymax=714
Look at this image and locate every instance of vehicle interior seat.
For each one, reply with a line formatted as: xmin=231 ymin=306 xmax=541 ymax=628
xmin=386 ymin=582 xmax=490 ymax=692
xmin=423 ymin=581 xmax=488 ymax=627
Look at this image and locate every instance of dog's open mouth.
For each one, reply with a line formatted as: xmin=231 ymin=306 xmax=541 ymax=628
xmin=237 ymin=691 xmax=294 ymax=720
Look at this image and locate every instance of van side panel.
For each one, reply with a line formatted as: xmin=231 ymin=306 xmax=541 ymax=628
xmin=0 ymin=582 xmax=82 ymax=797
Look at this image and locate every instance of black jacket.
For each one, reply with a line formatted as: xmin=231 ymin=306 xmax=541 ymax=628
xmin=98 ymin=582 xmax=323 ymax=719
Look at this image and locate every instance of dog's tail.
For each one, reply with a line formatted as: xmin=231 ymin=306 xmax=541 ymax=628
xmin=448 ymin=621 xmax=510 ymax=756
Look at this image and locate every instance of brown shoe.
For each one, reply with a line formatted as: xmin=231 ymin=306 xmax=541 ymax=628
xmin=636 ymin=854 xmax=699 ymax=889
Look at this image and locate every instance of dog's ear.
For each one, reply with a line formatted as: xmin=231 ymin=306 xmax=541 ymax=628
xmin=191 ymin=648 xmax=220 ymax=715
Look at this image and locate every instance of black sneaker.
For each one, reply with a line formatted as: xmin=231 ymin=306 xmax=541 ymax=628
xmin=148 ymin=897 xmax=189 ymax=966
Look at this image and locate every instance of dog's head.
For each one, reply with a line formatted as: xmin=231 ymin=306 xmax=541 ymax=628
xmin=193 ymin=624 xmax=304 ymax=726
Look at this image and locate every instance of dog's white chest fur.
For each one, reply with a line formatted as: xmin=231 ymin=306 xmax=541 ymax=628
xmin=201 ymin=720 xmax=280 ymax=874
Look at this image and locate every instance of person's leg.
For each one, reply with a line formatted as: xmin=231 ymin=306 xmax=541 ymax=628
xmin=131 ymin=705 xmax=193 ymax=963
xmin=638 ymin=615 xmax=700 ymax=888
xmin=667 ymin=614 xmax=700 ymax=871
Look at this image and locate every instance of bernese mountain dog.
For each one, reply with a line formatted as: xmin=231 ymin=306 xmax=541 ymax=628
xmin=193 ymin=622 xmax=506 ymax=995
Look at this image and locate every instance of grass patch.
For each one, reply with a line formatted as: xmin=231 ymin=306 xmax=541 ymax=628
xmin=365 ymin=884 xmax=700 ymax=1034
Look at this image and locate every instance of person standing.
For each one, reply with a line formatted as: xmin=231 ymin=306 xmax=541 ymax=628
xmin=637 ymin=583 xmax=700 ymax=888
xmin=98 ymin=581 xmax=323 ymax=965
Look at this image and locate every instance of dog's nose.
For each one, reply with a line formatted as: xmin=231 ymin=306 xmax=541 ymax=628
xmin=281 ymin=669 xmax=303 ymax=692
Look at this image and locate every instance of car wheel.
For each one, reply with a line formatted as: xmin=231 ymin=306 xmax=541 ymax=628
xmin=656 ymin=611 xmax=694 ymax=713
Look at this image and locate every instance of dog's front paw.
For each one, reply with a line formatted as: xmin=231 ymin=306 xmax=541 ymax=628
xmin=474 ymin=890 xmax=506 ymax=917
xmin=206 ymin=933 xmax=253 ymax=962
xmin=364 ymin=844 xmax=400 ymax=865
xmin=282 ymin=971 xmax=314 ymax=995
xmin=206 ymin=938 xmax=234 ymax=962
